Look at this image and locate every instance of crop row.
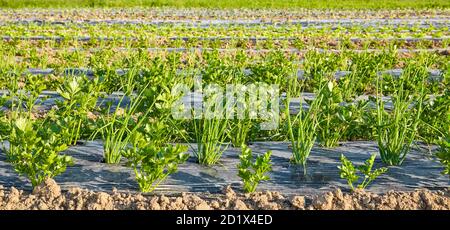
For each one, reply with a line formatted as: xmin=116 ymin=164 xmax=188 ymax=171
xmin=2 ymin=36 xmax=449 ymax=42
xmin=7 ymin=67 xmax=445 ymax=82
xmin=3 ymin=19 xmax=449 ymax=30
xmin=1 ymin=23 xmax=447 ymax=51
xmin=2 ymin=23 xmax=447 ymax=39
xmin=0 ymin=54 xmax=448 ymax=192
xmin=1 ymin=9 xmax=449 ymax=21
xmin=4 ymin=24 xmax=446 ymax=34
xmin=0 ymin=9 xmax=447 ymax=194
xmin=5 ymin=48 xmax=448 ymax=57
xmin=1 ymin=49 xmax=448 ymax=76
xmin=4 ymin=35 xmax=448 ymax=42
xmin=2 ymin=35 xmax=448 ymax=50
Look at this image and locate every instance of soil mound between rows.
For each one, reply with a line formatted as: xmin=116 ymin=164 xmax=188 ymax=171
xmin=0 ymin=179 xmax=449 ymax=210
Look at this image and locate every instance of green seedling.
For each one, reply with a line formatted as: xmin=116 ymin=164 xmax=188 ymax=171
xmin=317 ymin=80 xmax=350 ymax=148
xmin=338 ymin=154 xmax=388 ymax=191
xmin=238 ymin=145 xmax=272 ymax=193
xmin=436 ymin=136 xmax=450 ymax=176
xmin=122 ymin=132 xmax=189 ymax=193
xmin=228 ymin=118 xmax=253 ymax=148
xmin=285 ymin=84 xmax=323 ymax=175
xmin=193 ymin=117 xmax=229 ymax=165
xmin=92 ymin=83 xmax=154 ymax=164
xmin=375 ymin=63 xmax=427 ymax=166
xmin=226 ymin=84 xmax=253 ymax=148
xmin=419 ymin=90 xmax=449 ymax=146
xmin=191 ymin=84 xmax=230 ymax=165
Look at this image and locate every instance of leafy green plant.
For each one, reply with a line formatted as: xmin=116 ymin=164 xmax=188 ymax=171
xmin=419 ymin=90 xmax=449 ymax=146
xmin=228 ymin=118 xmax=253 ymax=148
xmin=238 ymin=145 xmax=272 ymax=193
xmin=226 ymin=84 xmax=254 ymax=147
xmin=436 ymin=136 xmax=450 ymax=176
xmin=202 ymin=51 xmax=247 ymax=86
xmin=316 ymin=81 xmax=355 ymax=148
xmin=2 ymin=116 xmax=73 ymax=187
xmin=191 ymin=84 xmax=230 ymax=165
xmin=0 ymin=94 xmax=7 ymax=137
xmin=341 ymin=100 xmax=373 ymax=141
xmin=302 ymin=51 xmax=346 ymax=91
xmin=142 ymin=119 xmax=184 ymax=147
xmin=285 ymin=85 xmax=323 ymax=174
xmin=339 ymin=50 xmax=397 ymax=99
xmin=22 ymin=75 xmax=47 ymax=118
xmin=375 ymin=64 xmax=427 ymax=166
xmin=93 ymin=84 xmax=154 ymax=164
xmin=193 ymin=117 xmax=229 ymax=165
xmin=122 ymin=132 xmax=189 ymax=193
xmin=6 ymin=74 xmax=46 ymax=119
xmin=51 ymin=75 xmax=102 ymax=145
xmin=247 ymin=51 xmax=295 ymax=92
xmin=338 ymin=154 xmax=388 ymax=191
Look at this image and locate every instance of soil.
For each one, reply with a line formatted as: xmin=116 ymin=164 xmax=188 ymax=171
xmin=0 ymin=179 xmax=449 ymax=210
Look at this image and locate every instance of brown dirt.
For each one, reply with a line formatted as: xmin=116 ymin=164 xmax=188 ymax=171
xmin=0 ymin=179 xmax=449 ymax=210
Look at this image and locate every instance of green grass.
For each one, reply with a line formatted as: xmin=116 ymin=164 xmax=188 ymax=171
xmin=0 ymin=0 xmax=449 ymax=9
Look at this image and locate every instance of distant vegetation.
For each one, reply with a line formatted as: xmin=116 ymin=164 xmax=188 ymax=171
xmin=0 ymin=0 xmax=449 ymax=9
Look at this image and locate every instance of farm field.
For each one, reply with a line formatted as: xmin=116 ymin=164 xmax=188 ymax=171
xmin=2 ymin=0 xmax=450 ymax=9
xmin=0 ymin=5 xmax=449 ymax=211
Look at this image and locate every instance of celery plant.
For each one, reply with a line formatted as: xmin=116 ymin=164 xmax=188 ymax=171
xmin=3 ymin=116 xmax=73 ymax=187
xmin=375 ymin=64 xmax=427 ymax=166
xmin=122 ymin=132 xmax=189 ymax=193
xmin=52 ymin=75 xmax=102 ymax=146
xmin=93 ymin=83 xmax=155 ymax=164
xmin=238 ymin=145 xmax=272 ymax=193
xmin=339 ymin=154 xmax=388 ymax=191
xmin=193 ymin=117 xmax=229 ymax=165
xmin=436 ymin=135 xmax=450 ymax=176
xmin=285 ymin=86 xmax=324 ymax=175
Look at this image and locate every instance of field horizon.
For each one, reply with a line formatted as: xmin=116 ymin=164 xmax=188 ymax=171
xmin=1 ymin=0 xmax=449 ymax=9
